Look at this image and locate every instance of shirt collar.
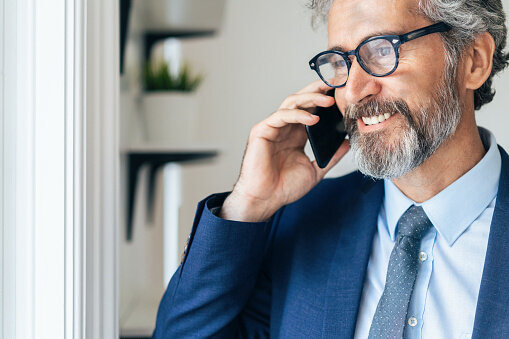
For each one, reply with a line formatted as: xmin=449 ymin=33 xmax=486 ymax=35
xmin=384 ymin=127 xmax=501 ymax=246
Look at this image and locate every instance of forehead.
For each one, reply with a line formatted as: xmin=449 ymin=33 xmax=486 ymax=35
xmin=327 ymin=0 xmax=429 ymax=49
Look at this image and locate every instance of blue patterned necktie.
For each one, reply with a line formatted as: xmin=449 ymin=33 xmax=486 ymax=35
xmin=368 ymin=205 xmax=433 ymax=339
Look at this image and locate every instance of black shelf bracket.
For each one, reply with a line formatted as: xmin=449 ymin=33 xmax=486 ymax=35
xmin=120 ymin=0 xmax=132 ymax=74
xmin=126 ymin=151 xmax=218 ymax=241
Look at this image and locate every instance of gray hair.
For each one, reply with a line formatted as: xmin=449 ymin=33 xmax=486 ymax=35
xmin=308 ymin=0 xmax=509 ymax=110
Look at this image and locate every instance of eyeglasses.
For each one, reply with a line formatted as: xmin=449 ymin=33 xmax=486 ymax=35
xmin=309 ymin=22 xmax=452 ymax=88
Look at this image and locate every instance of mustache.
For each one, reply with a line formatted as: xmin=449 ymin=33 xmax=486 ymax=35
xmin=344 ymin=99 xmax=414 ymax=134
xmin=345 ymin=99 xmax=411 ymax=120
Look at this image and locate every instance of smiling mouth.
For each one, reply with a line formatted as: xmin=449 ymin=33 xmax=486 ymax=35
xmin=360 ymin=112 xmax=395 ymax=126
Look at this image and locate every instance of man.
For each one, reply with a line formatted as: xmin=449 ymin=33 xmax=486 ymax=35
xmin=154 ymin=0 xmax=509 ymax=337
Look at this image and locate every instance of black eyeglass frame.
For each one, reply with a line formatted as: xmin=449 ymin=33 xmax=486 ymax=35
xmin=309 ymin=22 xmax=452 ymax=88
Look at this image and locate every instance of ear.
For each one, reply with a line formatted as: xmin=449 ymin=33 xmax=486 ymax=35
xmin=463 ymin=32 xmax=495 ymax=90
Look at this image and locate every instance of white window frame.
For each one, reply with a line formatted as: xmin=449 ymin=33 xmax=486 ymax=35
xmin=85 ymin=0 xmax=120 ymax=338
xmin=0 ymin=0 xmax=119 ymax=338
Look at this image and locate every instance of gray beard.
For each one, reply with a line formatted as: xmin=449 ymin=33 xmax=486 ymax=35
xmin=344 ymin=68 xmax=462 ymax=179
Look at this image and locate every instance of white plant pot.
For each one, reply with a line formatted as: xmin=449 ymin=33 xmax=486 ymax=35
xmin=142 ymin=92 xmax=197 ymax=144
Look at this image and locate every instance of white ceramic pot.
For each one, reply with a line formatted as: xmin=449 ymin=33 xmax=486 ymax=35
xmin=142 ymin=92 xmax=197 ymax=144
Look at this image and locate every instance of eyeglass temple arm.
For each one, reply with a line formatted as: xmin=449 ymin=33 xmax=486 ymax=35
xmin=399 ymin=22 xmax=452 ymax=44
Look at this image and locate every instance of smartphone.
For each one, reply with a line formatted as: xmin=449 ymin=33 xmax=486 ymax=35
xmin=305 ymin=89 xmax=347 ymax=168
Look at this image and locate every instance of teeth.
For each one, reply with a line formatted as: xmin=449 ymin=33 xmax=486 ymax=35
xmin=362 ymin=112 xmax=394 ymax=126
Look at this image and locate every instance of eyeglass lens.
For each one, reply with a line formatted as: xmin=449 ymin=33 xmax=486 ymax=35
xmin=316 ymin=53 xmax=349 ymax=87
xmin=316 ymin=37 xmax=397 ymax=87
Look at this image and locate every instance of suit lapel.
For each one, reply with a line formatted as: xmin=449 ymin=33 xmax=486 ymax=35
xmin=472 ymin=146 xmax=509 ymax=338
xmin=322 ymin=176 xmax=384 ymax=338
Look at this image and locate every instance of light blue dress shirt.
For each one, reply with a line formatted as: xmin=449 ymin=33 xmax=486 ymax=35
xmin=354 ymin=127 xmax=502 ymax=339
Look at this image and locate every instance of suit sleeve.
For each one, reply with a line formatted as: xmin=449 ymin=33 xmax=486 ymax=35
xmin=152 ymin=192 xmax=279 ymax=338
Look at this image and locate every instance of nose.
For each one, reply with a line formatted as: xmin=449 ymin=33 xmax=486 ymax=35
xmin=343 ymin=57 xmax=382 ymax=105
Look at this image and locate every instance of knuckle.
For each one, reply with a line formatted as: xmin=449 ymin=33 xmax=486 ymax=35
xmin=280 ymin=94 xmax=298 ymax=109
xmin=272 ymin=109 xmax=288 ymax=121
xmin=251 ymin=115 xmax=275 ymax=134
xmin=276 ymin=108 xmax=288 ymax=116
xmin=250 ymin=122 xmax=264 ymax=135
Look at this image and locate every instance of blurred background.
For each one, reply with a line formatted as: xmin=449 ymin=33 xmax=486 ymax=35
xmin=118 ymin=0 xmax=509 ymax=337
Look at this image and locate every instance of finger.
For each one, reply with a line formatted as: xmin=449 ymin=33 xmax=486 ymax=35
xmin=279 ymin=92 xmax=335 ymax=110
xmin=295 ymin=79 xmax=333 ymax=94
xmin=265 ymin=109 xmax=320 ymax=129
xmin=313 ymin=139 xmax=351 ymax=178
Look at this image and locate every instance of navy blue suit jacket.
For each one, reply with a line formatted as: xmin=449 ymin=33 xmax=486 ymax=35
xmin=154 ymin=146 xmax=509 ymax=338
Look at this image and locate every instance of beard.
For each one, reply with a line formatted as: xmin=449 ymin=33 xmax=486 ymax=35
xmin=344 ymin=66 xmax=462 ymax=179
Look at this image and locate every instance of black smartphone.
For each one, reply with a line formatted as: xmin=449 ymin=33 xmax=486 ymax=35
xmin=305 ymin=89 xmax=347 ymax=169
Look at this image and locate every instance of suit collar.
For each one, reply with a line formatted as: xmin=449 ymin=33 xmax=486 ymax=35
xmin=322 ymin=175 xmax=383 ymax=338
xmin=472 ymin=145 xmax=509 ymax=338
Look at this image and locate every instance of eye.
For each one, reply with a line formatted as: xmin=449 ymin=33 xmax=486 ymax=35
xmin=376 ymin=47 xmax=393 ymax=57
xmin=333 ymin=59 xmax=347 ymax=68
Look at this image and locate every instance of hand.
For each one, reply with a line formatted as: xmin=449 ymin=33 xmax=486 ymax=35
xmin=220 ymin=80 xmax=351 ymax=222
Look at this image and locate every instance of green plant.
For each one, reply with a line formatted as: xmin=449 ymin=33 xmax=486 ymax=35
xmin=144 ymin=61 xmax=203 ymax=92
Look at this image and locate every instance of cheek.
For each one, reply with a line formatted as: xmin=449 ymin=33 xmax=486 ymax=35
xmin=384 ymin=61 xmax=445 ymax=108
xmin=335 ymin=92 xmax=347 ymax=115
xmin=395 ymin=45 xmax=448 ymax=102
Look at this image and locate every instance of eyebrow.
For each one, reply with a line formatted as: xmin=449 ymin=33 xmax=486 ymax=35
xmin=328 ymin=30 xmax=403 ymax=52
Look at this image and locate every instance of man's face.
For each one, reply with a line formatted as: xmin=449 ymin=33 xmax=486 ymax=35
xmin=328 ymin=0 xmax=462 ymax=179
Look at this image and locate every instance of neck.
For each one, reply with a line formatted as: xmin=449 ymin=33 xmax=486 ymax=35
xmin=392 ymin=113 xmax=486 ymax=203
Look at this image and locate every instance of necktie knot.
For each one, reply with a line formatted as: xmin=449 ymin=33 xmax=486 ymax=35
xmin=396 ymin=205 xmax=432 ymax=240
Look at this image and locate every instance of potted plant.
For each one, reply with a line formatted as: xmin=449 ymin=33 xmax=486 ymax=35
xmin=142 ymin=60 xmax=203 ymax=143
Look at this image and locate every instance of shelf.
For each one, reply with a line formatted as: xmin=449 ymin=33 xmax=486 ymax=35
xmin=122 ymin=142 xmax=220 ymax=154
xmin=144 ymin=30 xmax=215 ymax=61
xmin=125 ymin=147 xmax=218 ymax=241
xmin=120 ymin=0 xmax=222 ymax=72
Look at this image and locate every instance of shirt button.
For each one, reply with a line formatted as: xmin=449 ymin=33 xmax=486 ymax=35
xmin=408 ymin=317 xmax=418 ymax=327
xmin=418 ymin=251 xmax=428 ymax=262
